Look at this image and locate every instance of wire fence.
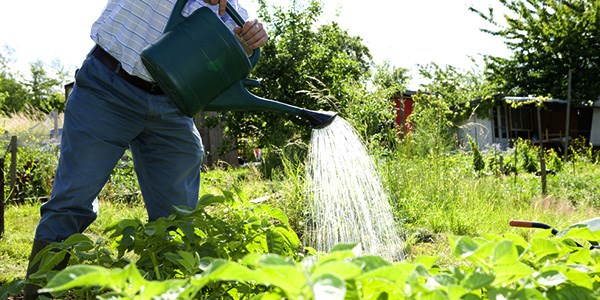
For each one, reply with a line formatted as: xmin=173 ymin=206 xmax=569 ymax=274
xmin=0 ymin=110 xmax=62 ymax=238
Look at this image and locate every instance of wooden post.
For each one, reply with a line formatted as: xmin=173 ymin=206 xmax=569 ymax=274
xmin=537 ymin=107 xmax=547 ymax=195
xmin=52 ymin=109 xmax=59 ymax=139
xmin=194 ymin=112 xmax=239 ymax=168
xmin=564 ymin=70 xmax=572 ymax=162
xmin=9 ymin=136 xmax=17 ymax=201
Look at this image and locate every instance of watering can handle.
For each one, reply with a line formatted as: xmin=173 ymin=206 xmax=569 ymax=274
xmin=165 ymin=1 xmax=261 ymax=67
xmin=225 ymin=3 xmax=261 ymax=67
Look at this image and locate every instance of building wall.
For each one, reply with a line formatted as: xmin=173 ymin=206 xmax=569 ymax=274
xmin=590 ymin=107 xmax=600 ymax=146
xmin=457 ymin=115 xmax=495 ymax=150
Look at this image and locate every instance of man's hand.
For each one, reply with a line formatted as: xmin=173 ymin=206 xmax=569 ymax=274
xmin=203 ymin=0 xmax=227 ymax=16
xmin=233 ymin=19 xmax=268 ymax=55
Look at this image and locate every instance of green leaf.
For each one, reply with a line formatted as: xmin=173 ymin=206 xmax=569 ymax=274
xmin=567 ymin=248 xmax=595 ymax=266
xmin=488 ymin=287 xmax=547 ymax=300
xmin=492 ymin=262 xmax=533 ymax=286
xmin=266 ymin=226 xmax=301 ymax=255
xmin=164 ymin=251 xmax=199 ymax=275
xmin=257 ymin=205 xmax=290 ymax=225
xmin=530 ymin=238 xmax=560 ymax=262
xmin=462 ymin=271 xmax=495 ymax=290
xmin=62 ymin=234 xmax=92 ymax=247
xmin=172 ymin=205 xmax=195 ymax=216
xmin=452 ymin=236 xmax=479 ymax=258
xmin=197 ymin=194 xmax=225 ymax=206
xmin=330 ymin=243 xmax=361 ymax=253
xmin=312 ymin=274 xmax=346 ymax=300
xmin=412 ymin=255 xmax=439 ymax=269
xmin=535 ymin=270 xmax=567 ymax=286
xmin=493 ymin=240 xmax=519 ymax=266
xmin=256 ymin=253 xmax=296 ymax=266
xmin=253 ymin=266 xmax=308 ymax=297
xmin=541 ymin=264 xmax=594 ymax=290
xmin=41 ymin=265 xmax=114 ymax=292
xmin=447 ymin=284 xmax=470 ymax=300
xmin=38 ymin=250 xmax=69 ymax=273
xmin=545 ymin=285 xmax=596 ymax=300
xmin=352 ymin=255 xmax=392 ymax=272
xmin=560 ymin=226 xmax=600 ymax=245
xmin=357 ymin=263 xmax=417 ymax=286
xmin=193 ymin=257 xmax=306 ymax=297
xmin=311 ymin=260 xmax=362 ymax=281
xmin=178 ymin=221 xmax=197 ymax=243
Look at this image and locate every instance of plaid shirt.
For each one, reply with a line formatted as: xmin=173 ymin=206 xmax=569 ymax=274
xmin=90 ymin=0 xmax=248 ymax=82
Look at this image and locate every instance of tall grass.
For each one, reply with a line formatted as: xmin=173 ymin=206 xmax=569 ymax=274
xmin=376 ymin=140 xmax=600 ymax=260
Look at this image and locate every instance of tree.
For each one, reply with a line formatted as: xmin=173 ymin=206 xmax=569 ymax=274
xmin=0 ymin=47 xmax=68 ymax=117
xmin=471 ymin=0 xmax=600 ymax=102
xmin=407 ymin=63 xmax=493 ymax=156
xmin=0 ymin=46 xmax=28 ymax=115
xmin=25 ymin=60 xmax=66 ymax=115
xmin=210 ymin=0 xmax=373 ymax=157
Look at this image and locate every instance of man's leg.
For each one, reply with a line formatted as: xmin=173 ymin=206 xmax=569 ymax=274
xmin=129 ymin=94 xmax=203 ymax=221
xmin=25 ymin=54 xmax=148 ymax=298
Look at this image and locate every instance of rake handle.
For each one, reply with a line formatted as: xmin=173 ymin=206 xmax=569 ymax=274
xmin=509 ymin=220 xmax=558 ymax=235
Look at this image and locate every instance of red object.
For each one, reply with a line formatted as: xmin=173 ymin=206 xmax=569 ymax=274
xmin=394 ymin=95 xmax=413 ymax=136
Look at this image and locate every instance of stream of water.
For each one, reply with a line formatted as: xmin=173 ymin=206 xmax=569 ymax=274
xmin=304 ymin=116 xmax=404 ymax=261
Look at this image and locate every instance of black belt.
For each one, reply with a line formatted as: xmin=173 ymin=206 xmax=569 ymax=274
xmin=91 ymin=46 xmax=163 ymax=95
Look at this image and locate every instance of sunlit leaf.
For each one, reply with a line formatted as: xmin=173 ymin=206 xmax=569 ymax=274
xmin=312 ymin=274 xmax=346 ymax=300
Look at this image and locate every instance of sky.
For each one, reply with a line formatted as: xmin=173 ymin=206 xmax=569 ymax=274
xmin=0 ymin=0 xmax=511 ymax=90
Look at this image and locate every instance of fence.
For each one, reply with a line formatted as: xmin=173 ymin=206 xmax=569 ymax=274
xmin=0 ymin=110 xmax=62 ymax=238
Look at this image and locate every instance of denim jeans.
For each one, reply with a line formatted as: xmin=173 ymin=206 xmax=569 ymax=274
xmin=35 ymin=50 xmax=204 ymax=242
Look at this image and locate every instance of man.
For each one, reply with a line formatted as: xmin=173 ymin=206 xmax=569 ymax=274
xmin=24 ymin=0 xmax=268 ymax=298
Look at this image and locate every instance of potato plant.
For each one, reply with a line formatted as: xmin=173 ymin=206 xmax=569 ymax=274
xmin=8 ymin=190 xmax=600 ymax=299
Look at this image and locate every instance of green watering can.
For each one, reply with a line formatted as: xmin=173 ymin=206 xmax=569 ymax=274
xmin=140 ymin=1 xmax=336 ymax=128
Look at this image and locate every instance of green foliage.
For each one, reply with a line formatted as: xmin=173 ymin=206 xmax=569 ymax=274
xmin=215 ymin=0 xmax=373 ymax=153
xmin=568 ymin=136 xmax=595 ymax=163
xmin=0 ymin=49 xmax=28 ymax=116
xmin=24 ymin=61 xmax=67 ymax=115
xmin=407 ymin=91 xmax=457 ymax=156
xmin=0 ymin=48 xmax=68 ymax=117
xmin=472 ymin=0 xmax=600 ymax=102
xmin=37 ymin=226 xmax=600 ymax=299
xmin=0 ymin=279 xmax=24 ymax=299
xmin=406 ymin=64 xmax=495 ymax=157
xmin=4 ymin=143 xmax=58 ymax=201
xmin=486 ymin=147 xmax=505 ymax=175
xmin=468 ymin=135 xmax=485 ymax=172
xmin=22 ymin=191 xmax=303 ymax=298
xmin=419 ymin=63 xmax=496 ymax=121
xmin=502 ymin=138 xmax=540 ymax=174
xmin=545 ymin=148 xmax=563 ymax=173
xmin=100 ymin=151 xmax=141 ymax=203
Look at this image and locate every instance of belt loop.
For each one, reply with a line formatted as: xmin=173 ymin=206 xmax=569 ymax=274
xmin=115 ymin=63 xmax=121 ymax=74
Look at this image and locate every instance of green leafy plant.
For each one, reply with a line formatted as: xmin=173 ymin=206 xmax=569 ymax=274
xmin=24 ymin=190 xmax=303 ymax=298
xmin=100 ymin=150 xmax=140 ymax=203
xmin=4 ymin=143 xmax=57 ymax=201
xmin=40 ymin=225 xmax=600 ymax=299
xmin=468 ymin=135 xmax=485 ymax=173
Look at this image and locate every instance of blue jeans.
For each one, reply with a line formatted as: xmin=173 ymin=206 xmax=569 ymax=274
xmin=35 ymin=51 xmax=204 ymax=242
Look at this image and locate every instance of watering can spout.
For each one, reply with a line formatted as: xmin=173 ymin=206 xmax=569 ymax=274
xmin=299 ymin=109 xmax=337 ymax=129
xmin=204 ymin=81 xmax=337 ymax=129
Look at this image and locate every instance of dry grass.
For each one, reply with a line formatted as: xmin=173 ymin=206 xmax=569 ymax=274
xmin=0 ymin=112 xmax=64 ymax=137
